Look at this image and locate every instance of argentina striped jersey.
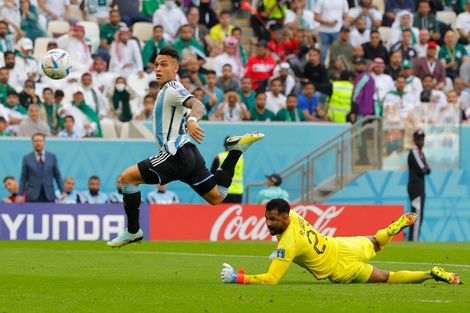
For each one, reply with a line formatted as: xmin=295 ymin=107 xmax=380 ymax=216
xmin=153 ymin=80 xmax=194 ymax=155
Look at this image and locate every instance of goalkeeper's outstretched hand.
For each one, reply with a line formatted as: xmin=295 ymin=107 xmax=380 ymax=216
xmin=221 ymin=263 xmax=237 ymax=283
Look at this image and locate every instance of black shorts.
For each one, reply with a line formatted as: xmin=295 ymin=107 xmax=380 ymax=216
xmin=137 ymin=143 xmax=216 ymax=196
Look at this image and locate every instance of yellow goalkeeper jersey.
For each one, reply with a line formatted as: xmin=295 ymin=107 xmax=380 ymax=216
xmin=245 ymin=211 xmax=339 ymax=284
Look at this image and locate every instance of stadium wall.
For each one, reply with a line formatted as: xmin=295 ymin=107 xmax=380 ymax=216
xmin=0 ymin=122 xmax=349 ymax=203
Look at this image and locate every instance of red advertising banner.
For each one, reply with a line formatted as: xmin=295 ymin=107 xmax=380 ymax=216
xmin=149 ymin=204 xmax=404 ymax=241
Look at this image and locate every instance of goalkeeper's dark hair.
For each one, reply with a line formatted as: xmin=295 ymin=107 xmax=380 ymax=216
xmin=158 ymin=46 xmax=179 ymax=61
xmin=266 ymin=198 xmax=290 ymax=214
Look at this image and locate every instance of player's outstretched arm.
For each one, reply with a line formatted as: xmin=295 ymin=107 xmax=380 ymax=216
xmin=220 ymin=258 xmax=290 ymax=285
xmin=185 ymin=97 xmax=206 ymax=144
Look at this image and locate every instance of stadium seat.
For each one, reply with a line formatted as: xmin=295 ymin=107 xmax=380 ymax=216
xmin=70 ymin=4 xmax=84 ymax=21
xmin=33 ymin=37 xmax=54 ymax=62
xmin=127 ymin=72 xmax=151 ymax=99
xmin=204 ymin=57 xmax=215 ymax=70
xmin=132 ymin=22 xmax=154 ymax=46
xmin=436 ymin=11 xmax=457 ymax=30
xmin=46 ymin=20 xmax=70 ymax=38
xmin=77 ymin=21 xmax=100 ymax=54
xmin=100 ymin=120 xmax=118 ymax=139
xmin=378 ymin=26 xmax=391 ymax=46
xmin=372 ymin=0 xmax=385 ymax=14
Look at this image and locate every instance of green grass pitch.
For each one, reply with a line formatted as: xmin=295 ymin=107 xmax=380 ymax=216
xmin=0 ymin=241 xmax=468 ymax=313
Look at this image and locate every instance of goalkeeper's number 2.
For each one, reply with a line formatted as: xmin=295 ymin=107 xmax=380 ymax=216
xmin=306 ymin=229 xmax=326 ymax=254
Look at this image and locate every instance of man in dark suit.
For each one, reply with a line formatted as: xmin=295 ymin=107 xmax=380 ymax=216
xmin=18 ymin=133 xmax=65 ymax=202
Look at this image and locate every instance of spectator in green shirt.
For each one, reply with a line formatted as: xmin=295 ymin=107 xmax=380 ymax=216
xmin=439 ymin=29 xmax=468 ymax=80
xmin=98 ymin=9 xmax=122 ymax=66
xmin=237 ymin=76 xmax=256 ymax=110
xmin=142 ymin=25 xmax=167 ymax=73
xmin=276 ymin=94 xmax=306 ymax=122
xmin=249 ymin=92 xmax=275 ymax=121
xmin=256 ymin=173 xmax=289 ymax=204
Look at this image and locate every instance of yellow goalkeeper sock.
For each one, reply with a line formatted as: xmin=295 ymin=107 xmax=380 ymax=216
xmin=375 ymin=228 xmax=392 ymax=249
xmin=387 ymin=271 xmax=433 ymax=284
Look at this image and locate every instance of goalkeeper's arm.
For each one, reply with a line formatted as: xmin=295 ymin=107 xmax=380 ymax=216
xmin=221 ymin=258 xmax=292 ymax=285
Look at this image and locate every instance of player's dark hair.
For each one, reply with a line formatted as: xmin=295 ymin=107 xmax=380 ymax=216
xmin=158 ymin=46 xmax=179 ymax=61
xmin=266 ymin=198 xmax=290 ymax=214
xmin=3 ymin=175 xmax=15 ymax=183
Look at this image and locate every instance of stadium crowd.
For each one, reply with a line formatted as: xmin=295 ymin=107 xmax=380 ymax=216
xmin=0 ymin=0 xmax=470 ymax=139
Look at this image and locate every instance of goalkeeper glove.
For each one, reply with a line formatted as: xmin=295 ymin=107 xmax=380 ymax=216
xmin=220 ymin=263 xmax=246 ymax=283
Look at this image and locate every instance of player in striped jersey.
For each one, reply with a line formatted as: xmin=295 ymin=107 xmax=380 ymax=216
xmin=107 ymin=47 xmax=264 ymax=247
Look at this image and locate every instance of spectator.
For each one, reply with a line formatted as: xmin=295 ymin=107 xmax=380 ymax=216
xmin=459 ymin=61 xmax=470 ymax=93
xmin=407 ymin=129 xmax=430 ymax=241
xmin=185 ymin=57 xmax=207 ymax=88
xmin=191 ymin=87 xmax=211 ymax=119
xmin=1 ymin=0 xmax=22 ymax=38
xmin=3 ymin=90 xmax=27 ymax=135
xmin=413 ymin=41 xmax=446 ymax=90
xmin=179 ymin=74 xmax=195 ymax=93
xmin=456 ymin=2 xmax=470 ymax=45
xmin=108 ymin=175 xmax=124 ymax=203
xmin=147 ymin=183 xmax=179 ymax=204
xmin=57 ymin=115 xmax=80 ymax=138
xmin=147 ymin=81 xmax=160 ymax=98
xmin=237 ymin=76 xmax=256 ymax=111
xmin=39 ymin=0 xmax=78 ymax=23
xmin=17 ymin=104 xmax=51 ymax=137
xmin=209 ymin=10 xmax=234 ymax=53
xmin=267 ymin=24 xmax=300 ymax=63
xmin=213 ymin=89 xmax=250 ymax=121
xmin=80 ymin=0 xmax=113 ymax=26
xmin=385 ymin=50 xmax=403 ymax=81
xmin=15 ymin=38 xmax=41 ymax=84
xmin=231 ymin=27 xmax=247 ymax=66
xmin=82 ymin=175 xmax=109 ymax=204
xmin=284 ymin=0 xmax=319 ymax=35
xmin=57 ymin=24 xmax=94 ymax=74
xmin=152 ymin=0 xmax=188 ymax=44
xmin=172 ymin=24 xmax=206 ymax=69
xmin=348 ymin=0 xmax=382 ymax=30
xmin=439 ymin=30 xmax=468 ymax=80
xmin=142 ymin=25 xmax=167 ymax=73
xmin=135 ymin=94 xmax=156 ymax=121
xmin=297 ymin=81 xmax=319 ymax=121
xmin=210 ymin=136 xmax=245 ymax=203
xmin=362 ymin=30 xmax=389 ymax=64
xmin=369 ymin=58 xmax=394 ymax=106
xmin=453 ymin=77 xmax=470 ymax=114
xmin=0 ymin=67 xmax=18 ymax=107
xmin=213 ymin=37 xmax=244 ymax=79
xmin=106 ymin=77 xmax=137 ymax=135
xmin=413 ymin=0 xmax=440 ymax=43
xmin=314 ymin=0 xmax=349 ymax=65
xmin=0 ymin=116 xmax=11 ymax=136
xmin=196 ymin=0 xmax=219 ymax=29
xmin=56 ymin=176 xmax=84 ymax=203
xmin=328 ymin=26 xmax=354 ymax=78
xmin=18 ymin=79 xmax=40 ymax=109
xmin=276 ymin=93 xmax=305 ymax=122
xmin=256 ymin=173 xmax=289 ymax=204
xmin=203 ymin=70 xmax=224 ymax=116
xmin=20 ymin=0 xmax=47 ymax=43
xmin=352 ymin=45 xmax=369 ymax=67
xmin=98 ymin=9 xmax=122 ymax=65
xmin=302 ymin=48 xmax=329 ymax=101
xmin=415 ymin=29 xmax=431 ymax=58
xmin=185 ymin=7 xmax=213 ymax=55
xmin=249 ymin=92 xmax=275 ymax=121
xmin=272 ymin=62 xmax=296 ymax=96
xmin=2 ymin=176 xmax=21 ymax=202
xmin=112 ymin=0 xmax=152 ymax=27
xmin=3 ymin=51 xmax=20 ymax=89
xmin=383 ymin=0 xmax=415 ymax=27
xmin=401 ymin=59 xmax=423 ymax=103
xmin=349 ymin=19 xmax=370 ymax=48
xmin=81 ymin=73 xmax=107 ymax=119
xmin=388 ymin=11 xmax=420 ymax=50
xmin=265 ymin=78 xmax=287 ymax=115
xmin=421 ymin=73 xmax=447 ymax=107
xmin=109 ymin=27 xmax=144 ymax=78
xmin=244 ymin=40 xmax=276 ymax=92
xmin=90 ymin=56 xmax=115 ymax=96
xmin=216 ymin=64 xmax=240 ymax=93
xmin=390 ymin=28 xmax=419 ymax=61
xmin=39 ymin=88 xmax=62 ymax=135
xmin=383 ymin=75 xmax=415 ymax=120
xmin=61 ymin=87 xmax=103 ymax=138
xmin=250 ymin=0 xmax=288 ymax=41
xmin=18 ymin=133 xmax=65 ymax=202
xmin=0 ymin=20 xmax=23 ymax=53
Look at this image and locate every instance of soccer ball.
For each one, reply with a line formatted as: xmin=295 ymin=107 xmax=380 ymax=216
xmin=41 ymin=49 xmax=72 ymax=80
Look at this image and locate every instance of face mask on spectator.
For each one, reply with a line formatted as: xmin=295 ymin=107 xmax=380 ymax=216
xmin=165 ymin=1 xmax=175 ymax=9
xmin=115 ymin=83 xmax=126 ymax=92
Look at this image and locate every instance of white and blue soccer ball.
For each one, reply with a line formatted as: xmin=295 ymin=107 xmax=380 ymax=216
xmin=41 ymin=49 xmax=72 ymax=80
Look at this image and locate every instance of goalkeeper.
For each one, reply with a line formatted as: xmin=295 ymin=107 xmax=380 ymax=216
xmin=220 ymin=198 xmax=461 ymax=285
